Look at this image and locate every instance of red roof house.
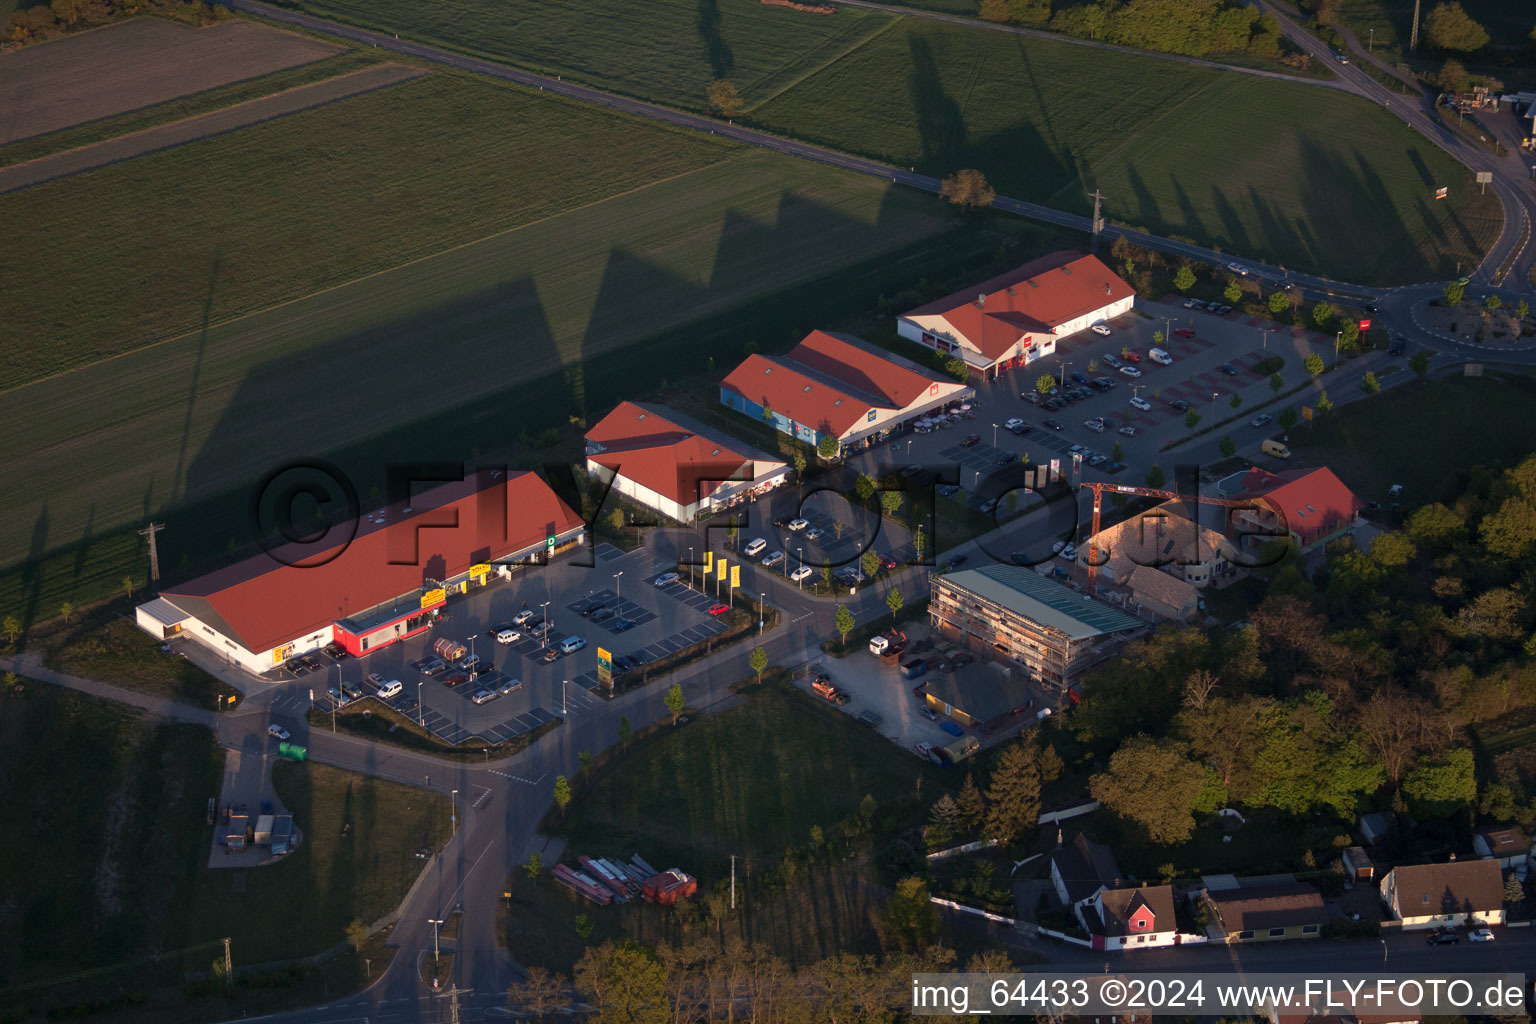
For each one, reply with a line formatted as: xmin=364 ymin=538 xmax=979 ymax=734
xmin=141 ymin=472 xmax=584 ymax=671
xmin=585 ymin=401 xmax=788 ymax=522
xmin=1228 ymin=467 xmax=1362 ymax=554
xmin=897 ymin=252 xmax=1135 ymax=378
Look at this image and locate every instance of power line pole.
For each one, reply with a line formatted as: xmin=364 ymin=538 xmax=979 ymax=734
xmin=1409 ymin=0 xmax=1420 ymax=52
xmin=138 ymin=522 xmax=165 ymax=590
xmin=222 ymin=937 xmax=232 ymax=994
xmin=1089 ymin=189 xmax=1106 ymax=250
xmin=730 ymin=854 xmax=736 ymax=910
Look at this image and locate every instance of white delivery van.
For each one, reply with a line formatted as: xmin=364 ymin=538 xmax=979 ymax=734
xmin=1148 ymin=348 xmax=1173 ymax=365
xmin=743 ymin=538 xmax=767 ymax=558
xmin=377 ymin=680 xmax=403 ymax=700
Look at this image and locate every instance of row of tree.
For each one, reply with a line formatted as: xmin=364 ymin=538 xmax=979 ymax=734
xmin=979 ymin=0 xmax=1287 ymax=60
xmin=7 ymin=0 xmax=217 ymax=43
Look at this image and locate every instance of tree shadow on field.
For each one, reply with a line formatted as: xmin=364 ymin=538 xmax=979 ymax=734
xmin=908 ymin=34 xmax=966 ymax=168
xmin=697 ymin=0 xmax=734 ymax=80
xmin=1246 ymin=185 xmax=1305 ymax=270
xmin=1167 ymin=174 xmax=1206 ymax=240
xmin=1209 ymin=184 xmax=1252 ymax=256
xmin=1125 ymin=165 xmax=1162 ymax=227
xmin=1297 ymin=134 xmax=1423 ymax=280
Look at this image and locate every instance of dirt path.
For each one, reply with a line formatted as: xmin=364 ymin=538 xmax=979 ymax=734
xmin=0 ymin=63 xmax=424 ymax=194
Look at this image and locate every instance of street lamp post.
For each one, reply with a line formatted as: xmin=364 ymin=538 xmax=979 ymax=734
xmin=797 ymin=547 xmax=804 ymax=589
xmin=1261 ymin=327 xmax=1273 ymax=351
xmin=417 ymin=679 xmax=424 ymax=727
xmin=1335 ymin=330 xmax=1342 ymax=370
xmin=428 ymin=918 xmax=443 ymax=968
xmin=562 ymin=678 xmax=568 ymax=714
xmin=540 ymin=601 xmax=550 ymax=650
xmin=687 ymin=546 xmax=694 ymax=589
xmin=1209 ymin=391 xmax=1218 ymax=425
xmin=451 ymin=789 xmax=457 ymax=834
xmin=759 ymin=593 xmax=765 ymax=634
xmin=1379 ymin=938 xmax=1387 ymax=965
xmin=992 ymin=422 xmax=999 ymax=448
xmin=613 ymin=570 xmax=623 ymax=607
xmin=467 ymin=633 xmax=477 ymax=667
xmin=1059 ymin=362 xmax=1071 ymax=390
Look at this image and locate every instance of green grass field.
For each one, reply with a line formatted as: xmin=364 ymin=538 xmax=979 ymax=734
xmin=0 ymin=72 xmax=981 ymax=624
xmin=1288 ymin=371 xmax=1536 ymax=505
xmin=0 ymin=73 xmax=736 ymax=386
xmin=748 ymin=20 xmax=1498 ymax=283
xmin=0 ymin=48 xmax=386 ymax=169
xmin=1336 ymin=0 xmax=1535 ymax=68
xmin=274 ymin=0 xmax=897 ymax=109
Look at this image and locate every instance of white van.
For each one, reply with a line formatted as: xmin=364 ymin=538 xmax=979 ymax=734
xmin=560 ymin=635 xmax=587 ymax=655
xmin=377 ymin=680 xmax=403 ymax=700
xmin=1148 ymin=348 xmax=1173 ymax=365
xmin=495 ymin=628 xmax=520 ymax=645
xmin=743 ymin=538 xmax=767 ymax=558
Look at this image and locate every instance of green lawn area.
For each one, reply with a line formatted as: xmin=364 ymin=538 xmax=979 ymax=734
xmin=1472 ymin=706 xmax=1536 ymax=798
xmin=748 ymin=19 xmax=1499 ymax=283
xmin=0 ymin=48 xmax=386 ymax=169
xmin=0 ymin=73 xmax=734 ymax=386
xmin=553 ymin=681 xmax=953 ymax=872
xmin=41 ymin=613 xmax=242 ymax=711
xmin=272 ymin=0 xmax=897 ymax=109
xmin=0 ymin=685 xmax=225 ymax=993
xmin=1286 ymin=371 xmax=1536 ymax=507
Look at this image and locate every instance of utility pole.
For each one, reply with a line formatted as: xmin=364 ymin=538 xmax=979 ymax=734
xmin=1089 ymin=188 xmax=1106 ymax=251
xmin=1409 ymin=0 xmax=1420 ymax=52
xmin=138 ymin=522 xmax=165 ymax=590
xmin=222 ymin=937 xmax=233 ymax=993
xmin=730 ymin=854 xmax=737 ymax=909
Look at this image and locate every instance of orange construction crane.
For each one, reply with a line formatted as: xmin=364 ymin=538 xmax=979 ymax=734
xmin=1077 ymin=481 xmax=1271 ymax=590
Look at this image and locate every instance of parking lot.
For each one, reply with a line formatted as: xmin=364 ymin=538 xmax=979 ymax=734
xmin=275 ymin=542 xmax=732 ymax=745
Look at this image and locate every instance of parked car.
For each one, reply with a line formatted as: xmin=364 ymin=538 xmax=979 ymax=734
xmin=285 ymin=656 xmax=312 ymax=675
xmin=914 ymin=740 xmax=936 ymax=759
xmin=471 ymin=688 xmax=498 ymax=706
xmin=377 ymin=680 xmax=403 ymax=700
xmin=960 ymin=434 xmax=981 ymax=447
xmin=1190 ymin=299 xmax=1207 ymax=310
xmin=805 ymin=527 xmax=823 ymax=541
xmin=1226 ymin=262 xmax=1249 ymax=276
xmin=268 ymin=723 xmax=290 ymax=740
xmin=787 ymin=518 xmax=809 ymax=532
xmin=1058 ymin=544 xmax=1076 ymax=560
xmin=420 ymin=657 xmax=447 ymax=676
xmin=1043 ymin=418 xmax=1064 ymax=431
xmin=1468 ymin=928 xmax=1495 ymax=943
xmin=611 ymin=617 xmax=635 ymax=633
xmin=1183 ymin=298 xmax=1198 ymax=308
xmin=341 ymin=682 xmax=363 ymax=701
xmin=1129 ymin=396 xmax=1151 ymax=411
xmin=1003 ymin=417 xmax=1025 ymax=431
xmin=512 ymin=609 xmax=535 ymax=626
xmin=442 ymin=671 xmax=469 ymax=687
xmin=1426 ymin=931 xmax=1459 ymax=945
xmin=1174 ymin=327 xmax=1196 ymax=338
xmin=707 ymin=603 xmax=730 ymax=616
xmin=1088 ymin=454 xmax=1108 ymax=467
xmin=1009 ymin=421 xmax=1032 ymax=435
xmin=559 ymin=635 xmax=587 ymax=655
xmin=1119 ymin=366 xmax=1142 ymax=378
xmin=1091 ymin=324 xmax=1111 ymax=336
xmin=1101 ymin=353 xmax=1122 ymax=369
xmin=322 ymin=642 xmax=348 ymax=661
xmin=366 ymin=672 xmax=387 ymax=689
xmin=1249 ymin=413 xmax=1272 ymax=428
xmin=1169 ymin=398 xmax=1191 ymax=412
xmin=1069 ymin=371 xmax=1088 ymax=385
xmin=498 ymin=677 xmax=524 ymax=695
xmin=1083 ymin=418 xmax=1105 ymax=433
xmin=762 ymin=550 xmax=785 ymax=567
xmin=1118 ymin=426 xmax=1139 ymax=436
xmin=939 ymin=720 xmax=965 ymax=738
xmin=790 ymin=566 xmax=814 ymax=582
xmin=654 ymin=572 xmax=680 ymax=587
xmin=496 ymin=628 xmax=521 ymax=644
xmin=1219 ymin=362 xmax=1239 ymax=375
xmin=1389 ymin=336 xmax=1406 ymax=355
xmin=327 ymin=686 xmax=345 ymax=705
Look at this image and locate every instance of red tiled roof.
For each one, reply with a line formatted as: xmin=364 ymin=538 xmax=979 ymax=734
xmin=903 ymin=252 xmax=1134 ymax=360
xmin=162 ymin=472 xmax=583 ymax=653
xmin=1096 ymin=884 xmax=1176 ymax=936
xmin=586 ymin=401 xmax=774 ymax=506
xmin=721 ymin=331 xmax=956 ymax=440
xmin=1238 ymin=467 xmax=1362 ymax=544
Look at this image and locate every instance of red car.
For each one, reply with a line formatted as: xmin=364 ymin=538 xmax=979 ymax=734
xmin=880 ymin=556 xmax=898 ymax=570
xmin=1174 ymin=327 xmax=1196 ymax=338
xmin=707 ymin=603 xmax=730 ymax=616
xmin=959 ymin=434 xmax=981 ymax=447
xmin=1124 ymin=350 xmax=1141 ymax=362
xmin=442 ymin=671 xmax=469 ymax=686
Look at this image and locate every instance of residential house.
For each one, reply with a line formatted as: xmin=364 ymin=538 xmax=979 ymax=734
xmin=1080 ymin=884 xmax=1179 ymax=951
xmin=1357 ymin=812 xmax=1394 ymax=846
xmin=1227 ymin=467 xmax=1363 ymax=556
xmin=1049 ymin=833 xmax=1123 ymax=907
xmin=923 ymin=661 xmax=1037 ymax=730
xmin=1472 ymin=826 xmax=1531 ymax=870
xmin=1378 ymin=859 xmax=1504 ymax=929
xmin=1204 ymin=881 xmax=1327 ymax=943
xmin=896 ymin=251 xmax=1135 ymax=380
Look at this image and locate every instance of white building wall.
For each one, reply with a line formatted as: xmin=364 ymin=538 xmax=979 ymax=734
xmin=839 ymin=381 xmax=973 ymax=445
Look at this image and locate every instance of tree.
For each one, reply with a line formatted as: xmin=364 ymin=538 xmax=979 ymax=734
xmin=1173 ymin=265 xmax=1196 ymax=292
xmin=1304 ymin=352 xmax=1325 ymax=378
xmin=58 ymin=601 xmax=73 ymax=624
xmin=576 ymin=941 xmax=670 ymax=1024
xmin=1267 ymin=291 xmax=1290 ymax=315
xmin=606 ymin=507 xmax=625 ymax=532
xmin=345 ymin=918 xmax=368 ymax=952
xmin=1369 ymin=531 xmax=1417 ymax=568
xmin=1434 ymin=57 xmax=1471 ymax=92
xmin=939 ymin=169 xmax=995 ymax=209
xmin=817 ymin=435 xmax=839 ymax=461
xmin=1361 ymin=371 xmax=1380 ymax=394
xmin=1311 ymin=300 xmax=1332 ymax=328
xmin=793 ymin=450 xmax=807 ymax=477
xmin=574 ymin=913 xmax=594 ymax=942
xmin=855 ymin=473 xmax=877 ymax=501
xmin=1505 ymin=871 xmax=1528 ymax=908
xmin=49 ymin=0 xmax=81 ymax=24
xmin=859 ymin=793 xmax=878 ymax=820
xmin=1444 ymin=280 xmax=1465 ymax=306
xmin=929 ymin=793 xmax=961 ymax=832
xmin=1407 ymin=503 xmax=1464 ymax=548
xmin=526 ymin=851 xmax=544 ymax=882
xmin=1340 ymin=319 xmax=1360 ymax=347
xmin=750 ymin=645 xmax=767 ymax=684
xmin=578 ymin=749 xmax=594 ymax=775
xmin=1410 ymin=349 xmax=1432 ymax=380
xmin=1424 ymin=2 xmax=1489 ymax=52
xmin=1111 ymin=441 xmax=1124 ymax=463
xmin=618 ymin=715 xmax=632 ymax=745
xmin=1152 ymin=329 xmax=1164 ymax=347
xmin=821 ymin=560 xmax=832 ymax=587
xmin=862 ymin=549 xmax=881 ymax=579
xmin=1184 ymin=408 xmax=1201 ymax=430
xmin=665 ymin=682 xmax=685 ymax=724
xmin=880 ymin=490 xmax=904 ymax=519
xmin=508 ymin=966 xmax=566 ymax=1023
xmin=1230 ymin=393 xmax=1243 ymax=410
xmin=1519 ymin=299 xmax=1530 ymax=320
xmin=706 ymin=78 xmax=744 ymax=117
xmin=1145 ymin=463 xmax=1166 ymax=489
xmin=884 ymin=876 xmax=941 ymax=949
xmin=1219 ymin=435 xmax=1236 ymax=457
xmin=978 ymin=0 xmax=1011 ymax=21
xmin=2 ymin=615 xmax=18 ymax=645
xmin=1278 ymin=406 xmax=1299 ymax=432
xmin=1402 ymin=748 xmax=1476 ymax=818
xmin=886 ymin=585 xmax=904 ymax=622
xmin=956 ymin=773 xmax=986 ymax=832
xmin=1036 ymin=373 xmax=1056 ymax=396
xmin=1223 ymin=280 xmax=1242 ymax=303
xmin=122 ymin=575 xmax=134 ymax=600
xmin=1090 ymin=735 xmax=1218 ymax=844
xmin=554 ymin=775 xmax=572 ymax=816
xmin=982 ymin=743 xmax=1042 ymax=843
xmin=1316 ymin=390 xmax=1333 ymax=415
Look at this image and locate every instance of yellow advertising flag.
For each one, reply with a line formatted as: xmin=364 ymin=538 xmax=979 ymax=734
xmin=717 ymin=558 xmax=728 ymax=580
xmin=730 ymin=563 xmax=740 ymax=589
xmin=704 ymin=550 xmax=713 ymax=573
